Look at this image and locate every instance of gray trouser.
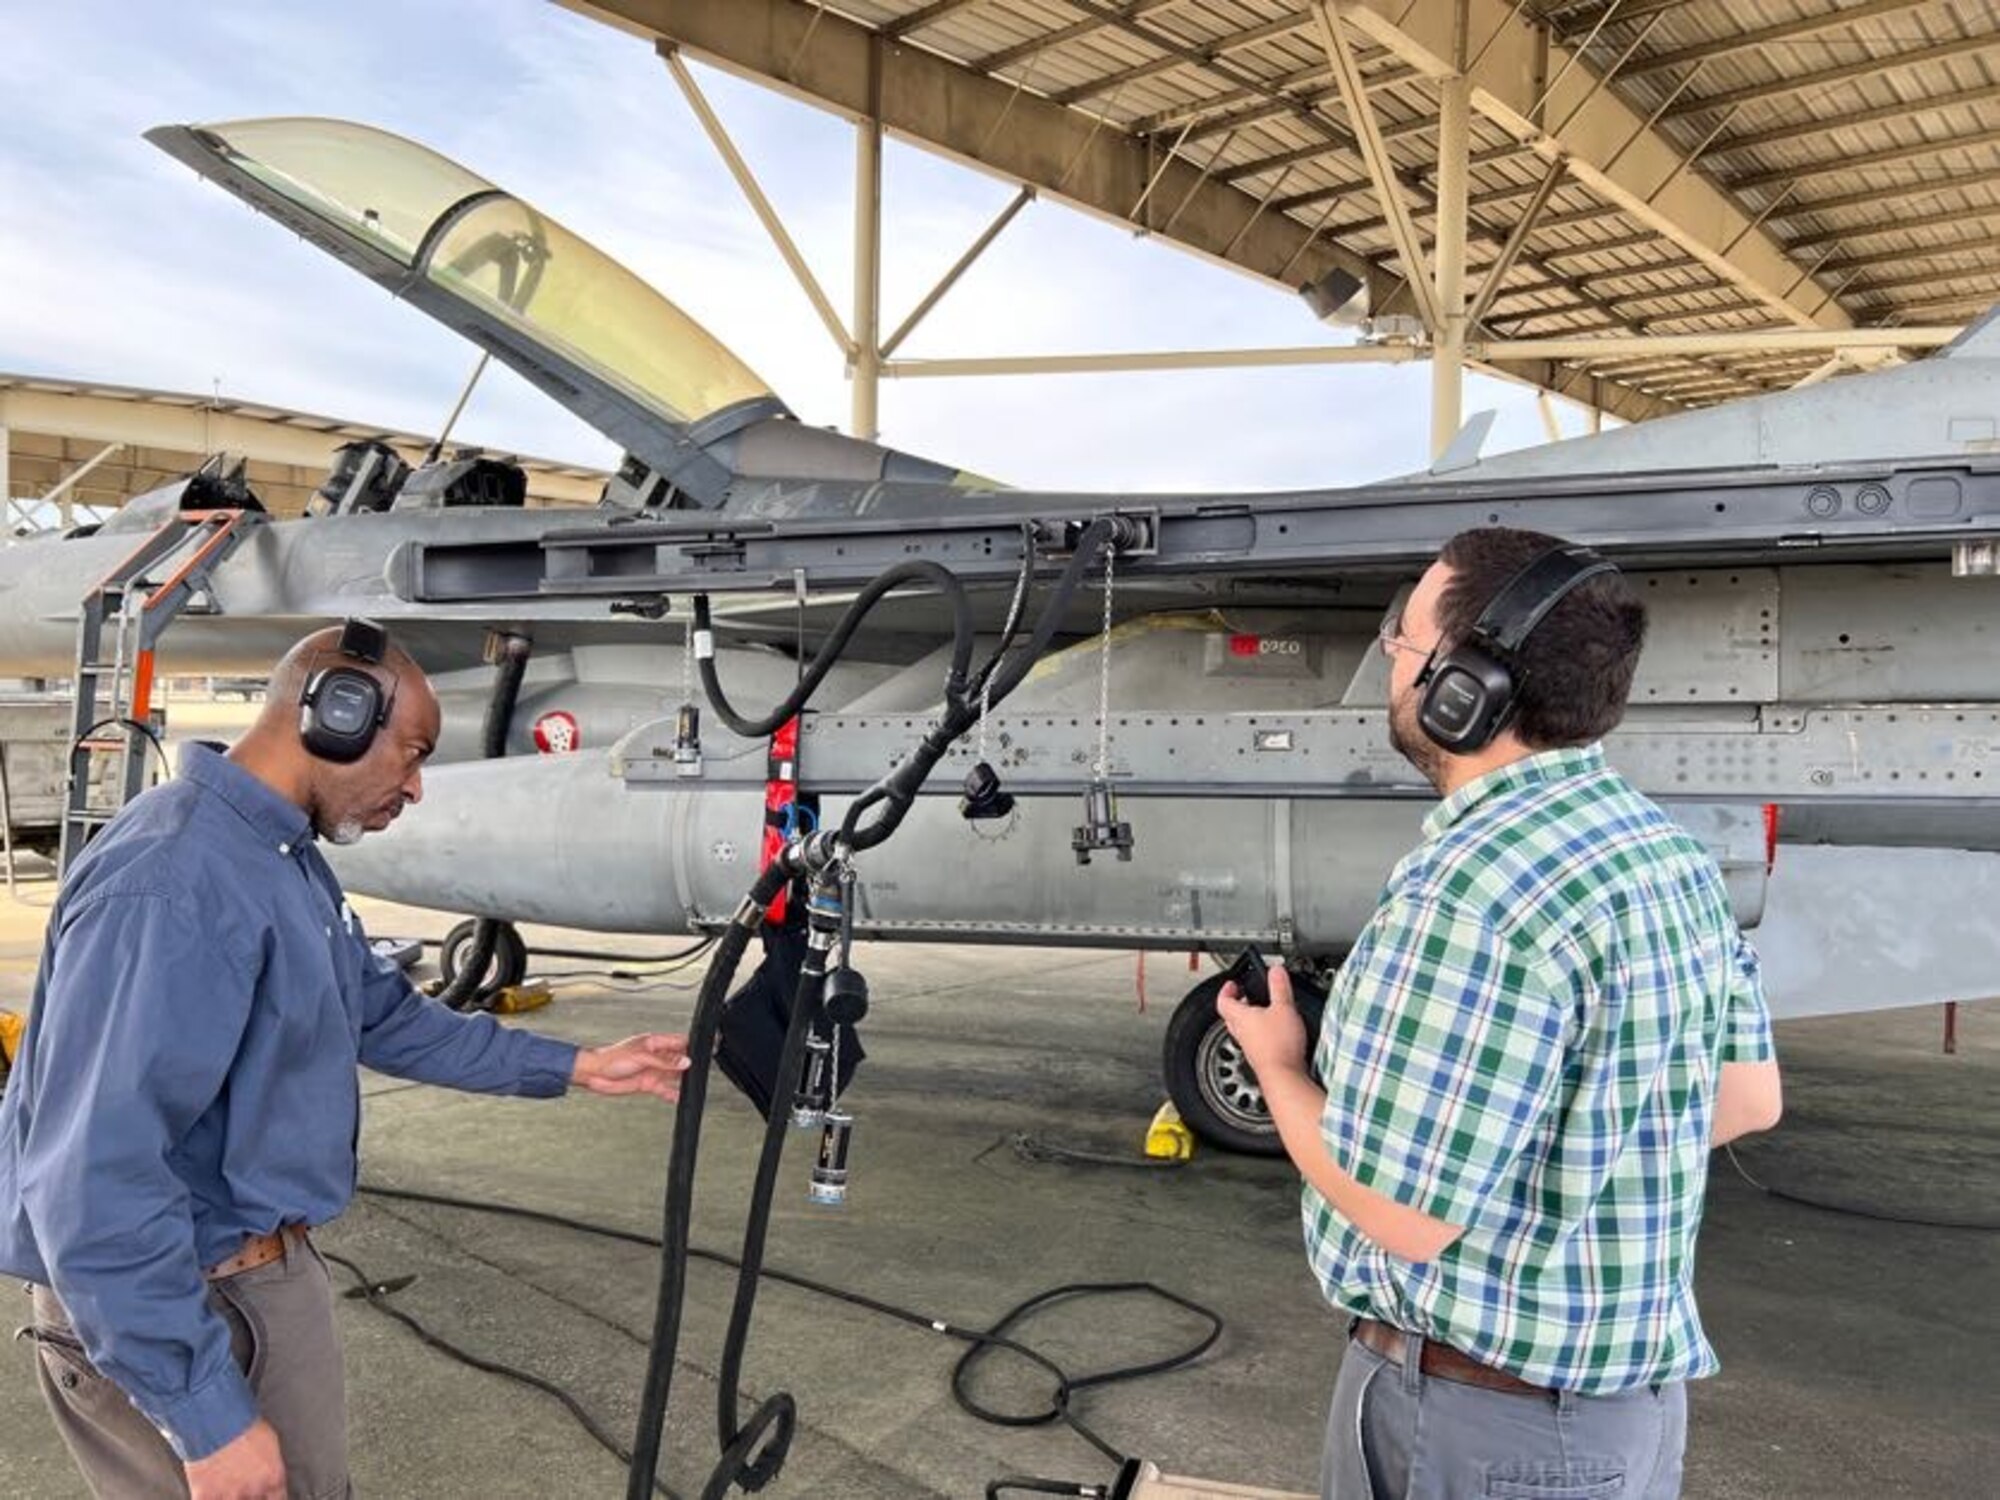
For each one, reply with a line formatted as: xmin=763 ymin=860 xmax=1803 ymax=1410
xmin=23 ymin=1230 xmax=351 ymax=1499
xmin=1323 ymin=1328 xmax=1687 ymax=1500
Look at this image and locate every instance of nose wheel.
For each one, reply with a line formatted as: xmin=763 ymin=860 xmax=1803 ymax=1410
xmin=439 ymin=918 xmax=528 ymax=993
xmin=1161 ymin=961 xmax=1327 ymax=1156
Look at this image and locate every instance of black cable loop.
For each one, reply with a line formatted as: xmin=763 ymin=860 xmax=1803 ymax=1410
xmin=694 ymin=559 xmax=975 ymax=740
xmin=349 ymin=1184 xmax=1224 ymax=1494
xmin=838 ymin=519 xmax=1119 ymax=855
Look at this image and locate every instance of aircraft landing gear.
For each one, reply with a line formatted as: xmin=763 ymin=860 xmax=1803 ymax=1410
xmin=439 ymin=918 xmax=528 ymax=993
xmin=1161 ymin=959 xmax=1327 ymax=1157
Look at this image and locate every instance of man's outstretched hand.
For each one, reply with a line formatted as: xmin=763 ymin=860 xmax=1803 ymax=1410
xmin=571 ymin=1034 xmax=694 ymax=1101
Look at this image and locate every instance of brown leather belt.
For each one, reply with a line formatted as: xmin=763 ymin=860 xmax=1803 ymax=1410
xmin=1352 ymin=1317 xmax=1549 ymax=1398
xmin=205 ymin=1224 xmax=310 ymax=1282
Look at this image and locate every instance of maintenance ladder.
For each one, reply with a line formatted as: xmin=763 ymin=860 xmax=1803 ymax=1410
xmin=58 ymin=509 xmax=259 ymax=877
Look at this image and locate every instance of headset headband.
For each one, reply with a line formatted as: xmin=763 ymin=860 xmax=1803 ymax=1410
xmin=336 ymin=616 xmax=388 ymax=665
xmin=1469 ymin=545 xmax=1616 ymax=656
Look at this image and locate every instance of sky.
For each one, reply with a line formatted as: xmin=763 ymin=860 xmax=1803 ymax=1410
xmin=0 ymin=0 xmax=1585 ymax=496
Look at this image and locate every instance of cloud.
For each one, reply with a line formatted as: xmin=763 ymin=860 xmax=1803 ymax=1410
xmin=0 ymin=0 xmax=1564 ymax=494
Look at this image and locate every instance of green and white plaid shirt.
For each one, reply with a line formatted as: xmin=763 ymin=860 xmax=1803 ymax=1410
xmin=1304 ymin=744 xmax=1773 ymax=1393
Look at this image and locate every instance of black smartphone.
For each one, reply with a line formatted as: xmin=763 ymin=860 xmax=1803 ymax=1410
xmin=1225 ymin=944 xmax=1274 ymax=1007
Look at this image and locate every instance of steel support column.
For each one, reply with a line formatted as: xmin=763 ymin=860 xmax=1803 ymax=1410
xmin=1432 ymin=47 xmax=1472 ymax=459
xmin=1537 ymin=391 xmax=1562 ymax=443
xmin=853 ymin=40 xmax=884 ymax=441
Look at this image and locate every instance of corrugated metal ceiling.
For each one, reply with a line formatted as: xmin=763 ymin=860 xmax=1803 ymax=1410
xmin=823 ymin=0 xmax=2000 ymax=412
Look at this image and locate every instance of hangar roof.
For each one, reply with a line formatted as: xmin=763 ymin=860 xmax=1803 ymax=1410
xmin=0 ymin=372 xmax=607 ymax=527
xmin=567 ymin=0 xmax=2000 ymax=422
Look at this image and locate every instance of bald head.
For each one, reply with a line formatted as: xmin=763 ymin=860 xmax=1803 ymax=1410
xmin=233 ymin=623 xmax=441 ymax=844
xmin=262 ymin=626 xmax=432 ymax=728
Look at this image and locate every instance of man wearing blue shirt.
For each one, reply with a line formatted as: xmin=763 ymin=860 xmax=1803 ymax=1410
xmin=0 ymin=623 xmax=694 ymax=1499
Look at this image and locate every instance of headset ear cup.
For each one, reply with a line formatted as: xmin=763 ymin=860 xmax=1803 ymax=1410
xmin=300 ymin=667 xmax=386 ymax=763
xmin=1418 ymin=645 xmax=1514 ymax=753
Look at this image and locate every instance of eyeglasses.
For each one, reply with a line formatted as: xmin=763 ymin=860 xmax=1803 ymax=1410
xmin=1376 ymin=611 xmax=1428 ymax=658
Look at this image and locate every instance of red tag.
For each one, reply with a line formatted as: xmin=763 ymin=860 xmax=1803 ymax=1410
xmin=531 ymin=711 xmax=580 ymax=754
xmin=1229 ymin=634 xmax=1261 ymax=657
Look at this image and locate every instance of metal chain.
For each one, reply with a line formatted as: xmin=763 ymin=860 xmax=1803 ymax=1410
xmin=977 ymin=675 xmax=991 ymax=765
xmin=681 ymin=617 xmax=695 ymax=706
xmin=1094 ymin=542 xmax=1116 ymax=780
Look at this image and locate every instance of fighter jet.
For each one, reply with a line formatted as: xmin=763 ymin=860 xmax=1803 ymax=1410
xmin=4 ymin=117 xmax=1998 ymax=1151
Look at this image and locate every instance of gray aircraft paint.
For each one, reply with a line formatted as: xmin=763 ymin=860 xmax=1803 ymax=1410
xmin=6 ymin=116 xmax=2000 ymax=1028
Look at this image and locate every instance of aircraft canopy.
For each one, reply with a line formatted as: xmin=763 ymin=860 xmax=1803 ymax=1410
xmin=193 ymin=117 xmax=774 ymax=430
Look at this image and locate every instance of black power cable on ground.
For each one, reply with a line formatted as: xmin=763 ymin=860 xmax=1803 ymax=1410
xmin=345 ymin=1184 xmax=1221 ymax=1493
xmin=1723 ymin=1144 xmax=2000 ymax=1232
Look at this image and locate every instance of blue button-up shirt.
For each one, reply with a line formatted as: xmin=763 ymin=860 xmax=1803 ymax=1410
xmin=0 ymin=743 xmax=577 ymax=1459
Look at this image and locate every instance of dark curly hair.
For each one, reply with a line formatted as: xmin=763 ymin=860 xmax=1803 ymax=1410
xmin=1435 ymin=527 xmax=1648 ymax=749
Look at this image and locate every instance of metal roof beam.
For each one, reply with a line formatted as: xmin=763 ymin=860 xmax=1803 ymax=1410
xmin=562 ymin=0 xmax=1390 ymax=308
xmin=886 ymin=0 xmax=995 ymax=41
xmin=1132 ymin=52 xmax=1419 ymax=142
xmin=1702 ymin=80 xmax=2000 ymax=161
xmin=1049 ymin=10 xmax=1315 ymax=107
xmin=1662 ymin=32 xmax=2000 ymax=121
xmin=1784 ymin=199 xmax=2000 ymax=253
xmin=1045 ymin=0 xmax=1323 ymax=119
xmin=1315 ymin=0 xmax=1443 ymax=331
xmin=969 ymin=0 xmax=1188 ymax=73
xmin=1882 ymin=289 xmax=2000 ymax=321
xmin=1477 ymin=327 xmax=1960 ymax=360
xmin=662 ymin=48 xmax=855 ymax=357
xmin=1728 ymin=125 xmax=2000 ymax=194
xmin=1623 ymin=0 xmax=1936 ymax=81
xmin=1772 ymin=162 xmax=2000 ymax=220
xmin=1846 ymin=264 xmax=2000 ymax=298
xmin=1334 ymin=0 xmax=1850 ymax=332
xmin=1821 ymin=229 xmax=2000 ymax=275
xmin=1545 ymin=1 xmax=1703 ymax=46
xmin=1467 ymin=158 xmax=1566 ymax=329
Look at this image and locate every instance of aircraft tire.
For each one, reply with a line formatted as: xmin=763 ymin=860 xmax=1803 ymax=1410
xmin=439 ymin=919 xmax=529 ymax=992
xmin=1163 ymin=973 xmax=1283 ymax=1156
xmin=1162 ymin=966 xmax=1329 ymax=1156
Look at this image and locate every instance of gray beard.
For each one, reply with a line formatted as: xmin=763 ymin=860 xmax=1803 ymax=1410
xmin=326 ymin=817 xmax=366 ymax=846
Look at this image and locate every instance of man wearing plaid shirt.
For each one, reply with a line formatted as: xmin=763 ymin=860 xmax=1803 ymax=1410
xmin=1222 ymin=527 xmax=1783 ymax=1500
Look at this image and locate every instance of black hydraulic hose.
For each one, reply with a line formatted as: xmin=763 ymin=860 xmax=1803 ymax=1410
xmin=626 ymin=862 xmax=791 ymax=1500
xmin=839 ymin=518 xmax=1118 ymax=855
xmin=436 ymin=634 xmax=531 ymax=1012
xmin=693 ymin=560 xmax=976 ymax=740
xmin=979 ymin=518 xmax=1117 ymax=707
xmin=631 ymin=528 xmax=1125 ymax=1495
xmin=706 ymin=922 xmax=834 ymax=1494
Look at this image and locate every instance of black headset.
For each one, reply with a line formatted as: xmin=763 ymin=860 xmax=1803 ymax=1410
xmin=1416 ymin=545 xmax=1618 ymax=754
xmin=299 ymin=617 xmax=393 ymax=763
